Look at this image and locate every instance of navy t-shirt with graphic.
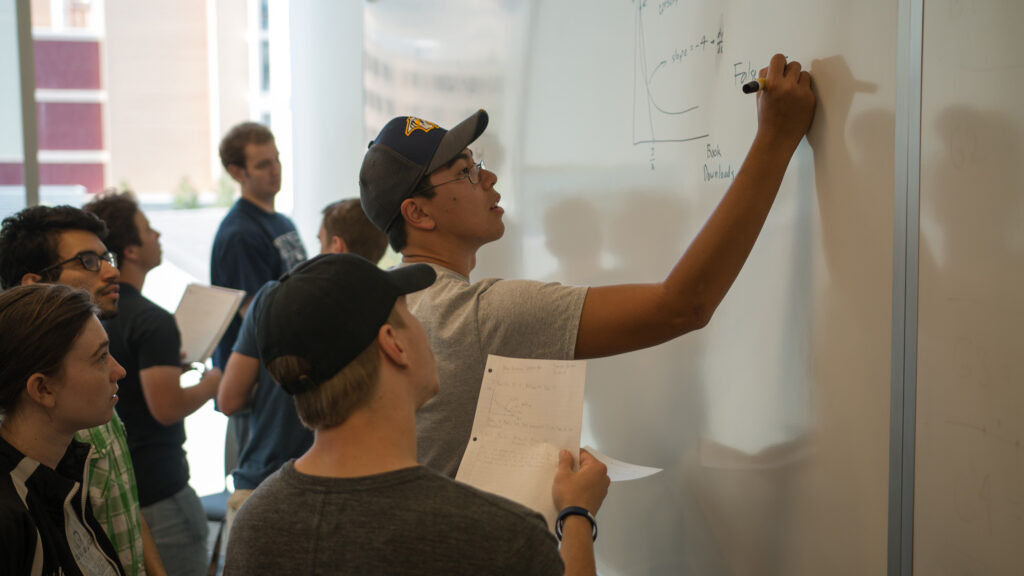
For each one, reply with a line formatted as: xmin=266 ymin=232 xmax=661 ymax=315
xmin=210 ymin=198 xmax=306 ymax=369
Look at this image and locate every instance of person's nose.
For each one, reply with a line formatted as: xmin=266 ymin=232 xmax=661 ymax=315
xmin=480 ymin=167 xmax=497 ymax=189
xmin=110 ymin=355 xmax=127 ymax=382
xmin=101 ymin=258 xmax=120 ymax=281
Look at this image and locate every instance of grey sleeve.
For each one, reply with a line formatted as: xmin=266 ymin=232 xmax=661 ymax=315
xmin=477 ymin=280 xmax=588 ymax=360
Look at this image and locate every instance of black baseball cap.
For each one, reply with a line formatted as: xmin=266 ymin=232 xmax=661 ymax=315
xmin=359 ymin=110 xmax=489 ymax=234
xmin=255 ymin=253 xmax=436 ymax=395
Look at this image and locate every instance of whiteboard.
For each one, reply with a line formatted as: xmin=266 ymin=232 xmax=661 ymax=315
xmin=359 ymin=0 xmax=897 ymax=573
xmin=513 ymin=1 xmax=896 ymax=574
xmin=304 ymin=0 xmax=1024 ymax=571
xmin=915 ymin=1 xmax=1024 ymax=574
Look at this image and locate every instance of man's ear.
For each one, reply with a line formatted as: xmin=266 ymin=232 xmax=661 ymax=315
xmin=330 ymin=236 xmax=348 ymax=254
xmin=123 ymin=245 xmax=139 ymax=262
xmin=226 ymin=164 xmax=246 ymax=185
xmin=20 ymin=273 xmax=42 ymax=285
xmin=400 ymin=198 xmax=436 ymax=232
xmin=24 ymin=373 xmax=58 ymax=409
xmin=377 ymin=323 xmax=410 ymax=368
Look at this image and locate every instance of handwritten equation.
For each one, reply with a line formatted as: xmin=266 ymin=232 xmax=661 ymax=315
xmin=671 ymin=29 xmax=725 ymax=61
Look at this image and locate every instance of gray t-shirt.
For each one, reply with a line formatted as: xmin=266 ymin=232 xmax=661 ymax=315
xmin=223 ymin=462 xmax=564 ymax=575
xmin=406 ymin=264 xmax=588 ymax=477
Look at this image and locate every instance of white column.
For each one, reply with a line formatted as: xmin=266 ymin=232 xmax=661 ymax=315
xmin=288 ymin=1 xmax=364 ymax=255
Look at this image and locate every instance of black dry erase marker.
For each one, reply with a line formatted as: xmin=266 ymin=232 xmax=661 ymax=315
xmin=741 ymin=78 xmax=765 ymax=94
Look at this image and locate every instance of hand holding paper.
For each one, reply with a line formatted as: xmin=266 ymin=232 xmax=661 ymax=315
xmin=456 ymin=355 xmax=661 ymax=530
xmin=552 ymin=449 xmax=610 ymax=514
xmin=456 ymin=356 xmax=586 ymax=528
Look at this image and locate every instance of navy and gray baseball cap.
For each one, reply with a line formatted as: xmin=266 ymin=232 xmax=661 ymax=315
xmin=359 ymin=110 xmax=489 ymax=234
xmin=255 ymin=253 xmax=436 ymax=395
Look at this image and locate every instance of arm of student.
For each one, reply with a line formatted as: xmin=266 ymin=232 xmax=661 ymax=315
xmin=217 ymin=352 xmax=260 ymax=415
xmin=237 ymin=294 xmax=253 ymax=320
xmin=139 ymin=365 xmax=222 ymax=426
xmin=140 ymin=514 xmax=168 ymax=576
xmin=552 ymin=450 xmax=609 ymax=576
xmin=574 ymin=54 xmax=815 ymax=359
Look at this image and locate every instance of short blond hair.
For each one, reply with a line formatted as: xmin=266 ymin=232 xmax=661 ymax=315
xmin=266 ymin=307 xmax=405 ymax=430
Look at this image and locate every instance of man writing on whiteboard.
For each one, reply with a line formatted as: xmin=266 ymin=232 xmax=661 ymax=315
xmin=359 ymin=54 xmax=815 ymax=477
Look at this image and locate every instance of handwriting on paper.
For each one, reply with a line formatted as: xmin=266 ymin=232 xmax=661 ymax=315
xmin=456 ymin=355 xmax=587 ymax=529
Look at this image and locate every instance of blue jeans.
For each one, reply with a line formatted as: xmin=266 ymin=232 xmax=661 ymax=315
xmin=142 ymin=485 xmax=210 ymax=576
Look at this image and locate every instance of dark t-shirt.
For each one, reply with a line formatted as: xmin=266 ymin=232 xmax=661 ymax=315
xmin=230 ymin=285 xmax=313 ymax=490
xmin=224 ymin=463 xmax=564 ymax=575
xmin=209 ymin=198 xmax=306 ymax=369
xmin=103 ymin=284 xmax=187 ymax=507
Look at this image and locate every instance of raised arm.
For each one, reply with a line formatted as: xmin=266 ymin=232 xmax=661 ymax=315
xmin=574 ymin=54 xmax=816 ymax=359
xmin=552 ymin=449 xmax=610 ymax=576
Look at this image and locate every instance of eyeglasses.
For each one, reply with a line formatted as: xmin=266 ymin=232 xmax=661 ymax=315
xmin=417 ymin=160 xmax=486 ymax=194
xmin=39 ymin=251 xmax=118 ymax=275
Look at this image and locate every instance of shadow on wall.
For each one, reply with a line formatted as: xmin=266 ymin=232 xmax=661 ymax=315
xmin=542 ymin=189 xmax=715 ymax=574
xmin=542 ymin=196 xmax=606 ymax=285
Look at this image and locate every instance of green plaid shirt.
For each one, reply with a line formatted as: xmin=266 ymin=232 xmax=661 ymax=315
xmin=76 ymin=411 xmax=146 ymax=576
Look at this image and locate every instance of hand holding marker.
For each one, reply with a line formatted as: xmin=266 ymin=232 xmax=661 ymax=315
xmin=742 ymin=56 xmax=802 ymax=93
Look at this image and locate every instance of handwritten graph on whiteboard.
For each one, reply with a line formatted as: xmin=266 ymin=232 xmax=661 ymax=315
xmin=633 ymin=1 xmax=722 ymax=156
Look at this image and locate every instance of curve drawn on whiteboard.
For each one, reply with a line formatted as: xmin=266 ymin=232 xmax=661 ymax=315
xmin=633 ymin=1 xmax=710 ymax=147
xmin=644 ymin=62 xmax=700 ymax=117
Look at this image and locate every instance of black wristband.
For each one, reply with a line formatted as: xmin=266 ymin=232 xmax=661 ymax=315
xmin=555 ymin=506 xmax=597 ymax=542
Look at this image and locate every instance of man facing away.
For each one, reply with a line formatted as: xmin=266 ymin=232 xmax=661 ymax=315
xmin=358 ymin=54 xmax=816 ymax=476
xmin=224 ymin=254 xmax=610 ymax=576
xmin=216 ymin=198 xmax=387 ymax=540
xmin=84 ymin=192 xmax=223 ymax=576
xmin=0 ymin=205 xmax=165 ymax=575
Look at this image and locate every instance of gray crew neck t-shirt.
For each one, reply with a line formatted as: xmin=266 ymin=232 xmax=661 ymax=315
xmin=405 ymin=263 xmax=588 ymax=477
xmin=224 ymin=462 xmax=564 ymax=575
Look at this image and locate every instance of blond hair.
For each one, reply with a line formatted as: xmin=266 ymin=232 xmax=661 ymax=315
xmin=266 ymin=307 xmax=405 ymax=430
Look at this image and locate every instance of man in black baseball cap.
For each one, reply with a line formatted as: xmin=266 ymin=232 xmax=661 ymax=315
xmin=222 ymin=253 xmax=610 ymax=575
xmin=357 ymin=54 xmax=816 ymax=480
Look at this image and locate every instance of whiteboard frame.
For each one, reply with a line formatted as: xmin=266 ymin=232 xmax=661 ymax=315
xmin=888 ymin=0 xmax=923 ymax=574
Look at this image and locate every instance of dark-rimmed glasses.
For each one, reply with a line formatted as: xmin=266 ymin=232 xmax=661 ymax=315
xmin=39 ymin=251 xmax=118 ymax=275
xmin=417 ymin=160 xmax=486 ymax=194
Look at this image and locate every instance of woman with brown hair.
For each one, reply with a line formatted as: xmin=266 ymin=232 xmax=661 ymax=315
xmin=0 ymin=283 xmax=128 ymax=575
